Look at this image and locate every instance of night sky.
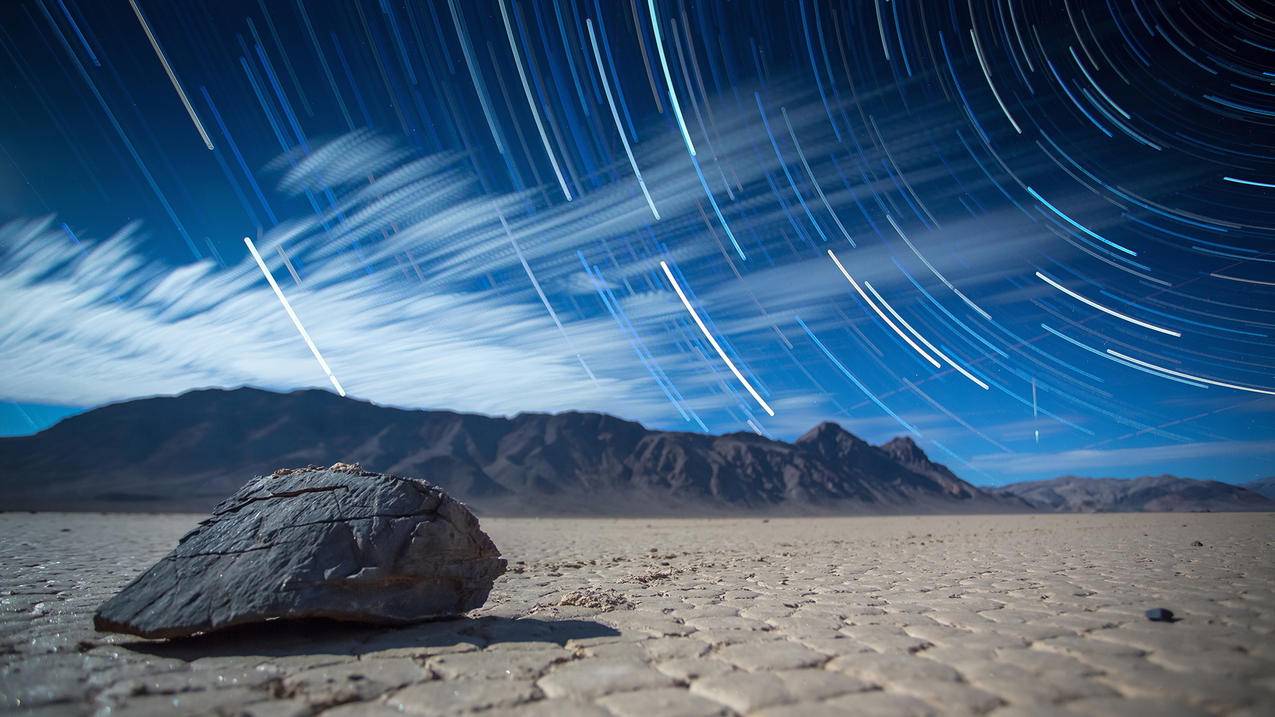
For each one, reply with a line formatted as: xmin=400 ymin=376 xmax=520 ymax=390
xmin=1 ymin=0 xmax=1273 ymax=485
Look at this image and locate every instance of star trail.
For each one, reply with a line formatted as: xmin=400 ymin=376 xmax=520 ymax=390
xmin=0 ymin=0 xmax=1272 ymax=484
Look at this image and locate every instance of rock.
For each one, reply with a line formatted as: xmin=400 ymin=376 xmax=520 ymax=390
xmin=94 ymin=463 xmax=506 ymax=638
xmin=1191 ymin=540 xmax=1204 ymax=547
xmin=1145 ymin=608 xmax=1175 ymax=622
xmin=545 ymin=587 xmax=633 ymax=612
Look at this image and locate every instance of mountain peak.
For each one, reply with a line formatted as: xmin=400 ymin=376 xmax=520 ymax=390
xmin=882 ymin=435 xmax=919 ymax=449
xmin=880 ymin=435 xmax=924 ymax=463
xmin=795 ymin=421 xmax=861 ymax=445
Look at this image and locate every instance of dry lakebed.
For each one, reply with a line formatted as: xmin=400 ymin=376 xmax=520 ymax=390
xmin=1 ymin=511 xmax=1272 ymax=716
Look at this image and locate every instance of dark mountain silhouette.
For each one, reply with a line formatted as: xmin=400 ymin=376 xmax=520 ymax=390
xmin=0 ymin=387 xmax=1028 ymax=515
xmin=996 ymin=475 xmax=1274 ymax=513
xmin=1244 ymin=476 xmax=1275 ymax=501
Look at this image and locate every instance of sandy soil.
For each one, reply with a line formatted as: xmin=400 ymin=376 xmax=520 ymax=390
xmin=1 ymin=511 xmax=1272 ymax=716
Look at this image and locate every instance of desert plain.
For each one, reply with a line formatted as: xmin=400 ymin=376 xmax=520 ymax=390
xmin=1 ymin=511 xmax=1273 ymax=716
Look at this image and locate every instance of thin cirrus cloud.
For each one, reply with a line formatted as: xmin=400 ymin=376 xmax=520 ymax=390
xmin=0 ymin=93 xmax=867 ymax=430
xmin=970 ymin=440 xmax=1275 ymax=481
xmin=1 ymin=86 xmax=1194 ymax=480
xmin=0 ymin=213 xmax=666 ymax=420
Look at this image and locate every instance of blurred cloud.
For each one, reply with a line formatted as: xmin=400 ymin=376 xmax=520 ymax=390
xmin=971 ymin=440 xmax=1275 ymax=477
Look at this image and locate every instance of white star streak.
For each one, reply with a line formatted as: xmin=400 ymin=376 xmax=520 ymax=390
xmin=647 ymin=0 xmax=696 ymax=157
xmin=1036 ymin=271 xmax=1181 ymax=337
xmin=445 ymin=0 xmax=506 ymax=155
xmin=276 ymin=245 xmax=302 ymax=286
xmin=1106 ymin=350 xmax=1275 ymax=396
xmin=970 ymin=27 xmax=1021 ymax=134
xmin=887 ymin=214 xmax=992 ymax=320
xmin=497 ymin=0 xmax=573 ymax=201
xmin=1032 ymin=377 xmax=1039 ymax=444
xmin=827 ymin=250 xmax=941 ymax=369
xmin=1211 ymin=273 xmax=1275 ymax=287
xmin=500 ymin=215 xmax=596 ymax=381
xmin=586 ymin=18 xmax=660 ymax=220
xmin=128 ymin=0 xmax=214 ymax=151
xmin=863 ymin=280 xmax=990 ymax=390
xmin=244 ymin=237 xmax=345 ymax=396
xmin=659 ymin=261 xmax=773 ymax=416
xmin=1222 ymin=176 xmax=1275 ymax=188
xmin=782 ymin=107 xmax=855 ymax=246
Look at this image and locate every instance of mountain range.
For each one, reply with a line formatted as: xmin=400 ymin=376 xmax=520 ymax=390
xmin=995 ymin=475 xmax=1272 ymax=513
xmin=1 ymin=387 xmax=1269 ymax=515
xmin=1243 ymin=476 xmax=1275 ymax=501
xmin=0 ymin=387 xmax=1025 ymax=514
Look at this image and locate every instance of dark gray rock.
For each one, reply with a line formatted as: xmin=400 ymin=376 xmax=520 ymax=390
xmin=94 ymin=463 xmax=506 ymax=638
xmin=1145 ymin=608 xmax=1175 ymax=622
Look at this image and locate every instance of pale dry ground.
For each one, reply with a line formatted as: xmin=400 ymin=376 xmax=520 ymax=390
xmin=1 ymin=512 xmax=1274 ymax=716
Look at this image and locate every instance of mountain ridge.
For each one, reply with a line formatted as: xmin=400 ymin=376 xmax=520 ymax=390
xmin=996 ymin=474 xmax=1273 ymax=513
xmin=0 ymin=387 xmax=1025 ymax=515
xmin=1243 ymin=476 xmax=1275 ymax=501
xmin=3 ymin=388 xmax=1267 ymax=515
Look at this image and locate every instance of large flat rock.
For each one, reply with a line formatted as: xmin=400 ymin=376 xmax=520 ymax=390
xmin=94 ymin=463 xmax=506 ymax=638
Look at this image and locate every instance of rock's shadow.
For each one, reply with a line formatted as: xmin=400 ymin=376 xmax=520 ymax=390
xmin=118 ymin=616 xmax=619 ymax=661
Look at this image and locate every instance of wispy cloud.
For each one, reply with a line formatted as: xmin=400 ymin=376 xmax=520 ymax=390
xmin=0 ymin=213 xmax=671 ymax=419
xmin=0 ymin=98 xmax=846 ymax=431
xmin=4 ymin=84 xmax=1240 ymax=487
xmin=971 ymin=440 xmax=1275 ymax=477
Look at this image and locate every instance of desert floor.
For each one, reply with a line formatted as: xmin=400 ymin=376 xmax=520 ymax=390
xmin=1 ymin=512 xmax=1273 ymax=716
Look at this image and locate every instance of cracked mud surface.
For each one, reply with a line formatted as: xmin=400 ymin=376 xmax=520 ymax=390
xmin=2 ymin=511 xmax=1273 ymax=715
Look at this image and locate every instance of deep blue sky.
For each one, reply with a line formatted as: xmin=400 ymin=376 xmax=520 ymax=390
xmin=1 ymin=0 xmax=1272 ymax=485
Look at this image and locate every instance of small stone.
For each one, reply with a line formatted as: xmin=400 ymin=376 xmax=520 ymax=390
xmin=1191 ymin=541 xmax=1204 ymax=547
xmin=94 ymin=463 xmax=506 ymax=638
xmin=543 ymin=587 xmax=633 ymax=612
xmin=1146 ymin=608 xmax=1176 ymax=622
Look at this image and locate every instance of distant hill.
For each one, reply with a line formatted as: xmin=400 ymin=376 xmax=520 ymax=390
xmin=1244 ymin=477 xmax=1275 ymax=501
xmin=996 ymin=475 xmax=1274 ymax=513
xmin=0 ymin=387 xmax=1029 ymax=515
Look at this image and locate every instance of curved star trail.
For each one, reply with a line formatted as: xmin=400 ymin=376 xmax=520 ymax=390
xmin=0 ymin=0 xmax=1272 ymax=484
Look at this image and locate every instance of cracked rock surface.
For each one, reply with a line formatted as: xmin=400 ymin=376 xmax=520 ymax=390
xmin=93 ymin=463 xmax=507 ymax=638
